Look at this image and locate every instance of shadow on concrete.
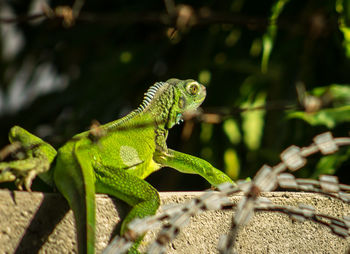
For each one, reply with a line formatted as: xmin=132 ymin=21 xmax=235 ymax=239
xmin=14 ymin=193 xmax=69 ymax=254
xmin=107 ymin=198 xmax=130 ymax=243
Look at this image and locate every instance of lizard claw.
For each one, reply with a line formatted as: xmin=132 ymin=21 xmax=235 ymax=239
xmin=0 ymin=165 xmax=35 ymax=191
xmin=14 ymin=170 xmax=36 ymax=191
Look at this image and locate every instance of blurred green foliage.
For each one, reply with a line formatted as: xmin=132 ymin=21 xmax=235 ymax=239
xmin=261 ymin=0 xmax=290 ymax=73
xmin=288 ymin=84 xmax=350 ymax=128
xmin=0 ymin=0 xmax=349 ymax=191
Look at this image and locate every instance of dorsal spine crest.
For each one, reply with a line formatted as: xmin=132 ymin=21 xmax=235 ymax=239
xmin=106 ymin=81 xmax=168 ymax=129
xmin=138 ymin=82 xmax=166 ymax=112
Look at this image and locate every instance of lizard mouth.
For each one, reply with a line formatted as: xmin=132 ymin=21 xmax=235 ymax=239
xmin=195 ymin=84 xmax=206 ymax=105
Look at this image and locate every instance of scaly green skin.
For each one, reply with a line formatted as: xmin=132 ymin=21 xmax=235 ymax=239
xmin=0 ymin=78 xmax=234 ymax=254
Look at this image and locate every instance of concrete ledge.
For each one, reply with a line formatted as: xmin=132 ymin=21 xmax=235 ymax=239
xmin=0 ymin=190 xmax=349 ymax=253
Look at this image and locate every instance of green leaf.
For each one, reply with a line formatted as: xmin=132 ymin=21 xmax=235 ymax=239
xmin=224 ymin=148 xmax=240 ymax=179
xmin=336 ymin=0 xmax=350 ymax=57
xmin=312 ymin=84 xmax=350 ymax=104
xmin=261 ymin=0 xmax=290 ymax=73
xmin=288 ymin=105 xmax=350 ymax=128
xmin=200 ymin=123 xmax=213 ymax=143
xmin=223 ymin=119 xmax=241 ymax=144
xmin=311 ymin=148 xmax=350 ymax=177
xmin=242 ymin=92 xmax=266 ymax=150
xmin=288 ymin=84 xmax=350 ymax=128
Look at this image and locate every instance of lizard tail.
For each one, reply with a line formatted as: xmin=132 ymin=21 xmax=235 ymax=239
xmin=54 ymin=144 xmax=96 ymax=254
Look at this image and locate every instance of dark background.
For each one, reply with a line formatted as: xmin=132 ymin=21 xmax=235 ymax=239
xmin=0 ymin=0 xmax=349 ymax=191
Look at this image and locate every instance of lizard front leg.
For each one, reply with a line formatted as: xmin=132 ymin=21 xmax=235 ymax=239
xmin=154 ymin=148 xmax=234 ymax=187
xmin=0 ymin=126 xmax=57 ymax=190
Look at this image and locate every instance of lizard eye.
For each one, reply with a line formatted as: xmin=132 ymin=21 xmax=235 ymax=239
xmin=186 ymin=82 xmax=200 ymax=95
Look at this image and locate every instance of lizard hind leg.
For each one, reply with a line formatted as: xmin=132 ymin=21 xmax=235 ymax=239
xmin=95 ymin=166 xmax=160 ymax=254
xmin=0 ymin=126 xmax=57 ymax=190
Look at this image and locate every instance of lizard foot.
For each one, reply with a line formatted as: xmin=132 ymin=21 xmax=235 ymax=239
xmin=0 ymin=142 xmax=50 ymax=190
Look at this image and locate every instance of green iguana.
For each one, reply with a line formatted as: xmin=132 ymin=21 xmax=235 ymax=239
xmin=0 ymin=78 xmax=233 ymax=253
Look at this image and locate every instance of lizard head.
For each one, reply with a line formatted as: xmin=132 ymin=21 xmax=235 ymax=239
xmin=165 ymin=78 xmax=206 ymax=129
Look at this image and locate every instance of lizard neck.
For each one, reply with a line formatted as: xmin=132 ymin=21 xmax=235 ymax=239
xmin=142 ymin=82 xmax=175 ymax=129
xmin=141 ymin=82 xmax=174 ymax=152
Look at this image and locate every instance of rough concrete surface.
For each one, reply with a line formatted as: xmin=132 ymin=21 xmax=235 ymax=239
xmin=0 ymin=190 xmax=349 ymax=254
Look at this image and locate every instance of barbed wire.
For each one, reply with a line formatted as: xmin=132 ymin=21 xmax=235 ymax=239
xmin=103 ymin=131 xmax=350 ymax=254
